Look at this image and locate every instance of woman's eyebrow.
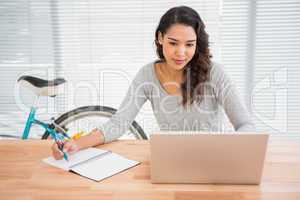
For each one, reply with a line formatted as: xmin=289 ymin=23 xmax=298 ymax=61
xmin=167 ymin=37 xmax=196 ymax=43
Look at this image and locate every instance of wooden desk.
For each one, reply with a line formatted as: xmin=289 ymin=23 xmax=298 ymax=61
xmin=0 ymin=136 xmax=300 ymax=200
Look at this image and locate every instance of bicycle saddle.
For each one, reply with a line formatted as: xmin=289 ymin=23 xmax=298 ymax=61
xmin=18 ymin=75 xmax=66 ymax=97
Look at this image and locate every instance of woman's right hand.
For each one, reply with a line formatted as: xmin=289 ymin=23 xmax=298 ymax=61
xmin=51 ymin=129 xmax=105 ymax=160
xmin=51 ymin=139 xmax=80 ymax=160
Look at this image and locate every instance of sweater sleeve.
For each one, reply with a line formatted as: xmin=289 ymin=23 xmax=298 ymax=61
xmin=99 ymin=67 xmax=148 ymax=143
xmin=210 ymin=63 xmax=256 ymax=132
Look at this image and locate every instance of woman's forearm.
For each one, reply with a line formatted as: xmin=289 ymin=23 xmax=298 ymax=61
xmin=76 ymin=129 xmax=105 ymax=150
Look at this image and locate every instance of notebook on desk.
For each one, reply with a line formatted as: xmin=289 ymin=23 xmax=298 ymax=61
xmin=43 ymin=148 xmax=140 ymax=181
xmin=150 ymin=132 xmax=269 ymax=184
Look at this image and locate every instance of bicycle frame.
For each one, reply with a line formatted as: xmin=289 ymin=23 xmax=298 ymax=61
xmin=22 ymin=107 xmax=59 ymax=139
xmin=22 ymin=96 xmax=59 ymax=140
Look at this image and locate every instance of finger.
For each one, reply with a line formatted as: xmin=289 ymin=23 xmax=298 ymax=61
xmin=52 ymin=142 xmax=62 ymax=152
xmin=63 ymin=141 xmax=72 ymax=152
xmin=64 ymin=140 xmax=78 ymax=154
xmin=68 ymin=145 xmax=77 ymax=154
xmin=52 ymin=147 xmax=63 ymax=160
xmin=52 ymin=143 xmax=63 ymax=160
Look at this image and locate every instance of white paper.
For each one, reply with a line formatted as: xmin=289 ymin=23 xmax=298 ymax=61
xmin=42 ymin=148 xmax=140 ymax=181
xmin=70 ymin=153 xmax=140 ymax=181
xmin=43 ymin=148 xmax=108 ymax=171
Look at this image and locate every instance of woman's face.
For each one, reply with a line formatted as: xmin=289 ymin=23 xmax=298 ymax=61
xmin=159 ymin=23 xmax=197 ymax=71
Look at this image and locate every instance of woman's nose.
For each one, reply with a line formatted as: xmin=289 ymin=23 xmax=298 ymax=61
xmin=176 ymin=46 xmax=186 ymax=56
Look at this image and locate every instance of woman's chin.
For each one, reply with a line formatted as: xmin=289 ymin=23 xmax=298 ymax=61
xmin=165 ymin=60 xmax=186 ymax=70
xmin=173 ymin=63 xmax=186 ymax=70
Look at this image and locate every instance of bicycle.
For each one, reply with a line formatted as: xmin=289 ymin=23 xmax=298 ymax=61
xmin=6 ymin=75 xmax=147 ymax=141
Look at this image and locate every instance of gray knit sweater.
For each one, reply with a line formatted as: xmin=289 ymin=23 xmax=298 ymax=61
xmin=100 ymin=61 xmax=255 ymax=143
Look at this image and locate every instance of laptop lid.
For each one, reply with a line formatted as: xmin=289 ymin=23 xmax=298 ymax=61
xmin=150 ymin=132 xmax=269 ymax=184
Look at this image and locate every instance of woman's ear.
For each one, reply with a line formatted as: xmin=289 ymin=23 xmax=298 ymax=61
xmin=158 ymin=32 xmax=163 ymax=45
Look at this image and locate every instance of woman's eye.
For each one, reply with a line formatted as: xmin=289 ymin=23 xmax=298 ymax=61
xmin=169 ymin=42 xmax=177 ymax=46
xmin=186 ymin=43 xmax=194 ymax=47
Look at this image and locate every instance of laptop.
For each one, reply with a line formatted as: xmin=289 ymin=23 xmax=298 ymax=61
xmin=150 ymin=132 xmax=269 ymax=184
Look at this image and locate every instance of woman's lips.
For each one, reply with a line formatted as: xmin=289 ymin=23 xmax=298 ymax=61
xmin=173 ymin=59 xmax=185 ymax=65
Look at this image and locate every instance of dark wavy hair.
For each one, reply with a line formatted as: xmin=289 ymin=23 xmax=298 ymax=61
xmin=154 ymin=6 xmax=212 ymax=106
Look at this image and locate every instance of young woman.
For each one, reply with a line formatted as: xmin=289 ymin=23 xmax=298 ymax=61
xmin=52 ymin=6 xmax=255 ymax=159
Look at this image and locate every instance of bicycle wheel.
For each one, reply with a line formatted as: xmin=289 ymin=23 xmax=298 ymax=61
xmin=42 ymin=105 xmax=147 ymax=140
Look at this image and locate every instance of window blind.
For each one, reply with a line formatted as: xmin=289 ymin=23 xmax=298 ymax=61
xmin=2 ymin=0 xmax=299 ymax=137
xmin=220 ymin=0 xmax=300 ymax=134
xmin=0 ymin=0 xmax=56 ymax=138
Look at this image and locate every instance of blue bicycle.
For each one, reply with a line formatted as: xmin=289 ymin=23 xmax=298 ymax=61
xmin=1 ymin=75 xmax=147 ymax=141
